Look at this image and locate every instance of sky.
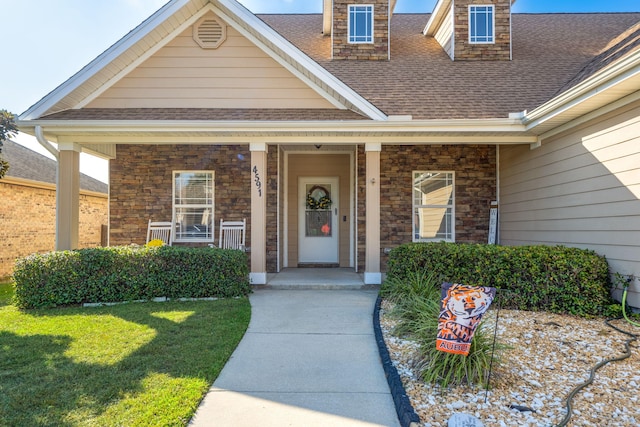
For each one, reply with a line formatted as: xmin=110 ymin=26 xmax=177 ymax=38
xmin=1 ymin=0 xmax=639 ymax=183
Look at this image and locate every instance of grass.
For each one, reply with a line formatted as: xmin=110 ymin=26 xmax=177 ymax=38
xmin=0 ymin=280 xmax=251 ymax=427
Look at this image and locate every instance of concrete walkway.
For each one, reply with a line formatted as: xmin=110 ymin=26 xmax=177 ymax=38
xmin=189 ymin=289 xmax=400 ymax=427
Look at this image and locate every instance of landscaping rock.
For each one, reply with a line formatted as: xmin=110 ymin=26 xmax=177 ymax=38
xmin=381 ymin=302 xmax=640 ymax=427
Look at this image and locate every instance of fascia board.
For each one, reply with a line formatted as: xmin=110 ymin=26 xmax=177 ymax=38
xmin=523 ymin=50 xmax=640 ymax=131
xmin=18 ymin=117 xmax=527 ymax=134
xmin=423 ymin=0 xmax=451 ymax=36
xmin=19 ymin=0 xmax=194 ymax=121
xmin=214 ymin=0 xmax=388 ymax=121
xmin=43 ymin=135 xmax=536 ymax=145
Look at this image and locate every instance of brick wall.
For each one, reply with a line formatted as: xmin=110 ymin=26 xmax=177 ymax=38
xmin=358 ymin=144 xmax=497 ymax=271
xmin=110 ymin=145 xmax=252 ymax=247
xmin=0 ymin=180 xmax=108 ymax=278
xmin=332 ymin=0 xmax=389 ymax=60
xmin=454 ymin=0 xmax=511 ymax=61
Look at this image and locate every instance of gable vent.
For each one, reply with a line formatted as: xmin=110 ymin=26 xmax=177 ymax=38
xmin=193 ymin=16 xmax=226 ymax=49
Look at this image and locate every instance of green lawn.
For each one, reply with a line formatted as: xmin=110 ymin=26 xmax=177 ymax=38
xmin=0 ymin=281 xmax=250 ymax=426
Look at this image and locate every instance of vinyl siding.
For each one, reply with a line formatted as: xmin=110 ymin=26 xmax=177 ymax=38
xmin=499 ymin=102 xmax=640 ymax=307
xmin=434 ymin=5 xmax=454 ymax=60
xmin=88 ymin=12 xmax=333 ymax=110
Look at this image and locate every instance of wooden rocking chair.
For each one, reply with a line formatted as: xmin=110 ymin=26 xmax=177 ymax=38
xmin=218 ymin=218 xmax=246 ymax=250
xmin=146 ymin=220 xmax=173 ymax=246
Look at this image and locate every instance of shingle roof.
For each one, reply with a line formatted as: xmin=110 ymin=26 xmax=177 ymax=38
xmin=40 ymin=108 xmax=369 ymax=121
xmin=30 ymin=12 xmax=640 ymax=124
xmin=1 ymin=139 xmax=108 ymax=193
xmin=259 ymin=13 xmax=640 ymax=119
xmin=555 ymin=19 xmax=640 ymax=96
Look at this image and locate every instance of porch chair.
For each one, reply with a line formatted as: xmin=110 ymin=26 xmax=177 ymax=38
xmin=218 ymin=218 xmax=246 ymax=250
xmin=146 ymin=220 xmax=173 ymax=246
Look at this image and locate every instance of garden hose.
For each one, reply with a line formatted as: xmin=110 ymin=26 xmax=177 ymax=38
xmin=554 ymin=284 xmax=639 ymax=427
xmin=622 ymin=282 xmax=640 ymax=328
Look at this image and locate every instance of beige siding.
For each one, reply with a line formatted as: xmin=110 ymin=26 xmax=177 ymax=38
xmin=88 ymin=12 xmax=333 ymax=109
xmin=499 ymin=102 xmax=640 ymax=307
xmin=434 ymin=5 xmax=454 ymax=60
xmin=287 ymin=154 xmax=351 ymax=267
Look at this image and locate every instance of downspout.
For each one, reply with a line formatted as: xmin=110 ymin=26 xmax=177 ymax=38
xmin=35 ymin=125 xmax=59 ymax=160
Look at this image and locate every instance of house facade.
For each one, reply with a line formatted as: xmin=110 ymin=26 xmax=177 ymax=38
xmin=16 ymin=0 xmax=640 ymax=306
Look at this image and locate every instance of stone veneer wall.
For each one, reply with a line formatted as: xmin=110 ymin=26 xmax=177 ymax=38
xmin=357 ymin=144 xmax=497 ymax=272
xmin=0 ymin=181 xmax=107 ymax=278
xmin=110 ymin=145 xmax=251 ymax=247
xmin=332 ymin=0 xmax=389 ymax=60
xmin=266 ymin=147 xmax=279 ymax=272
xmin=454 ymin=0 xmax=511 ymax=61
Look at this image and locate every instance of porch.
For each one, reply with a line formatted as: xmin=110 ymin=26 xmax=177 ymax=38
xmin=264 ymin=268 xmax=374 ymax=290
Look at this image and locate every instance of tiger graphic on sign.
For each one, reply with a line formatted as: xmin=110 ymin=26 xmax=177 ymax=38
xmin=436 ymin=283 xmax=496 ymax=356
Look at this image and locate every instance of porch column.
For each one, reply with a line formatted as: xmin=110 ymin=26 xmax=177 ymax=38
xmin=250 ymin=142 xmax=268 ymax=285
xmin=56 ymin=143 xmax=81 ymax=250
xmin=364 ymin=143 xmax=381 ymax=284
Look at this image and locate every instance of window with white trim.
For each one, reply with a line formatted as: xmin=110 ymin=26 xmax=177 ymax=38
xmin=469 ymin=5 xmax=494 ymax=43
xmin=413 ymin=171 xmax=455 ymax=242
xmin=348 ymin=4 xmax=374 ymax=44
xmin=173 ymin=171 xmax=214 ymax=243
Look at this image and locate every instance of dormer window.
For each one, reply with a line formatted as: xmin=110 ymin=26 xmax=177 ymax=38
xmin=348 ymin=5 xmax=374 ymax=44
xmin=469 ymin=5 xmax=494 ymax=44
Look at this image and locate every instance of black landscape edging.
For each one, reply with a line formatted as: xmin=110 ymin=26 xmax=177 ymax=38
xmin=374 ymin=295 xmax=421 ymax=427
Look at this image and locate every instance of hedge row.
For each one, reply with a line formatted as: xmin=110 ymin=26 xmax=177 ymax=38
xmin=13 ymin=246 xmax=250 ymax=309
xmin=386 ymin=242 xmax=614 ymax=317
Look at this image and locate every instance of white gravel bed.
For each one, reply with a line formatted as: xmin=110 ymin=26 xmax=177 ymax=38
xmin=380 ymin=301 xmax=640 ymax=427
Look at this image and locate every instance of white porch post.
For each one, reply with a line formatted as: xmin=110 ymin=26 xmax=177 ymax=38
xmin=250 ymin=142 xmax=268 ymax=285
xmin=56 ymin=143 xmax=81 ymax=250
xmin=364 ymin=143 xmax=381 ymax=284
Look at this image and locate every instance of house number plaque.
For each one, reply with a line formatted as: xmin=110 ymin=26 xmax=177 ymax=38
xmin=252 ymin=165 xmax=262 ymax=197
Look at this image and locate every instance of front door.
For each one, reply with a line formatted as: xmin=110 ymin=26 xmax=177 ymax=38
xmin=298 ymin=177 xmax=339 ymax=263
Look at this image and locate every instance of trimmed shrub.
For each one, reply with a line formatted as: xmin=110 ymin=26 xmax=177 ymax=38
xmin=386 ymin=242 xmax=613 ymax=317
xmin=13 ymin=246 xmax=250 ymax=309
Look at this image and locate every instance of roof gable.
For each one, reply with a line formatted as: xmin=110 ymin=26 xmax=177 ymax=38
xmin=20 ymin=0 xmax=385 ymax=121
xmin=86 ymin=11 xmax=335 ymax=110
